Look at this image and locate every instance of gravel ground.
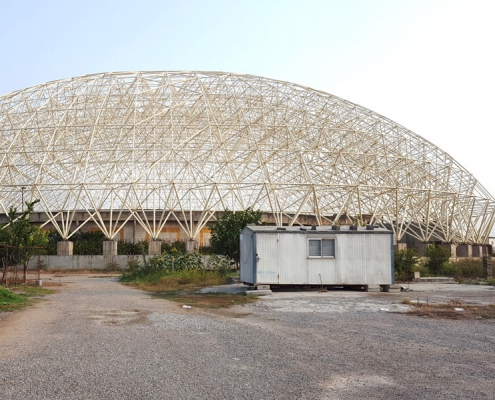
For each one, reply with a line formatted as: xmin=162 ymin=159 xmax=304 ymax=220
xmin=0 ymin=276 xmax=494 ymax=399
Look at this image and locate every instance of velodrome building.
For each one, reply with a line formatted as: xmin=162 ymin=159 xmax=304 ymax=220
xmin=0 ymin=71 xmax=493 ymax=255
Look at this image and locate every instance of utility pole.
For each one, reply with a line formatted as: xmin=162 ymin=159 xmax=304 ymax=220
xmin=21 ymin=186 xmax=26 ymax=213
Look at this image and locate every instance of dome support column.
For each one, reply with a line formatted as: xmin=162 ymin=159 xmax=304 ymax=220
xmin=186 ymin=239 xmax=198 ymax=253
xmin=103 ymin=241 xmax=118 ymax=256
xmin=456 ymin=244 xmax=472 ymax=257
xmin=57 ymin=240 xmax=73 ymax=256
xmin=148 ymin=240 xmax=161 ymax=255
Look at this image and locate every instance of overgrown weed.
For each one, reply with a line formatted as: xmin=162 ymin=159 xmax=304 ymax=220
xmin=127 ymin=269 xmax=227 ymax=290
xmin=120 ymin=254 xmax=250 ymax=309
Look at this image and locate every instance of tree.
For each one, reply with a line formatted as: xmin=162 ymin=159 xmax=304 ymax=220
xmin=209 ymin=208 xmax=262 ymax=262
xmin=0 ymin=200 xmax=48 ymax=282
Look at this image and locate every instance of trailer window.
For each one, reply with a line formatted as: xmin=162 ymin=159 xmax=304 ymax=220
xmin=308 ymin=239 xmax=335 ymax=257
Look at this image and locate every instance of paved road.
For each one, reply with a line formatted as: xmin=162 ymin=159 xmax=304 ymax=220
xmin=0 ymin=276 xmax=494 ymax=399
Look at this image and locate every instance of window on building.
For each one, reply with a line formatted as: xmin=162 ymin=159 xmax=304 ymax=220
xmin=308 ymin=238 xmax=335 ymax=257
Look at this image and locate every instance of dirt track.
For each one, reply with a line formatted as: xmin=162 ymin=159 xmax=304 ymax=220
xmin=1 ymin=275 xmax=494 ymax=399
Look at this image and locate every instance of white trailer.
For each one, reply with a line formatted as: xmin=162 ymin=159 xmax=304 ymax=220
xmin=240 ymin=226 xmax=394 ymax=289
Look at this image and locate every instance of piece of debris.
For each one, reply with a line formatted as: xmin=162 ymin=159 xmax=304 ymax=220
xmin=182 ymin=305 xmax=192 ymax=309
xmin=380 ymin=308 xmax=389 ymax=312
xmin=453 ymin=308 xmax=464 ymax=312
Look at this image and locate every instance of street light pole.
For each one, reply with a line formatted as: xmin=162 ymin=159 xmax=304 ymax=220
xmin=21 ymin=186 xmax=26 ymax=213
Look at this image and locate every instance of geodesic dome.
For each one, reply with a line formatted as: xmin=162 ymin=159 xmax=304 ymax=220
xmin=0 ymin=71 xmax=493 ymax=244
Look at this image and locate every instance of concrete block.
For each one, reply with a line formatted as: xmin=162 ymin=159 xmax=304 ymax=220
xmin=246 ymin=290 xmax=272 ymax=296
xmin=186 ymin=240 xmax=199 ymax=253
xmin=388 ymin=284 xmax=402 ymax=293
xmin=441 ymin=244 xmax=457 ymax=257
xmin=417 ymin=277 xmax=455 ymax=283
xmin=380 ymin=285 xmax=391 ymax=292
xmin=57 ymin=241 xmax=73 ymax=256
xmin=414 ymin=271 xmax=420 ymax=279
xmin=366 ymin=284 xmax=380 ymax=293
xmin=472 ymin=245 xmax=482 ymax=258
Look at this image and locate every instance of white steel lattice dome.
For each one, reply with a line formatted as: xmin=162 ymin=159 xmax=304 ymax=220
xmin=0 ymin=71 xmax=493 ymax=244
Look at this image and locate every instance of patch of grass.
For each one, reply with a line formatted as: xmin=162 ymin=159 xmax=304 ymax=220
xmin=0 ymin=284 xmax=55 ymax=312
xmin=402 ymin=299 xmax=495 ymax=320
xmin=0 ymin=286 xmax=28 ymax=312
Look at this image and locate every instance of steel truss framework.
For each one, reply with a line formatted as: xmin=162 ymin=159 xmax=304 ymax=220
xmin=0 ymin=71 xmax=493 ymax=244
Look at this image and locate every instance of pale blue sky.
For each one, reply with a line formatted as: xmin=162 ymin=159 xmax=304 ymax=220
xmin=1 ymin=0 xmax=494 ymax=198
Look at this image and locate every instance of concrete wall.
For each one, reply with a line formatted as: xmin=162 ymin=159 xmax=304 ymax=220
xmin=27 ymin=255 xmax=146 ymax=270
xmin=27 ymin=254 xmax=226 ymax=270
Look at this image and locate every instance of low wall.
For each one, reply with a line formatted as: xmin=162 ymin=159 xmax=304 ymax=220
xmin=26 ymin=254 xmax=231 ymax=270
xmin=27 ymin=255 xmax=148 ymax=270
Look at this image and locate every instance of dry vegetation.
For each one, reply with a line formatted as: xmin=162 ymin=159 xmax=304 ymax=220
xmin=151 ymin=290 xmax=258 ymax=309
xmin=403 ymin=299 xmax=495 ymax=320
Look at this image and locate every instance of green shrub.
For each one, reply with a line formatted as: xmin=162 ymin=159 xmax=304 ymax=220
xmin=206 ymin=254 xmax=236 ymax=275
xmin=199 ymin=246 xmax=213 ymax=254
xmin=439 ymin=262 xmax=459 ymax=277
xmin=161 ymin=241 xmax=186 ymax=253
xmin=455 ymin=259 xmax=483 ymax=278
xmin=394 ymin=248 xmax=418 ymax=281
xmin=441 ymin=259 xmax=483 ymax=279
xmin=120 ymin=251 xmax=204 ymax=282
xmin=118 ymin=240 xmax=148 ymax=255
xmin=0 ymin=286 xmax=21 ymax=299
xmin=459 ymin=260 xmax=484 ymax=278
xmin=0 ymin=287 xmax=27 ymax=307
xmin=45 ymin=230 xmax=106 ymax=255
xmin=209 ymin=208 xmax=262 ymax=262
xmin=424 ymin=244 xmax=451 ymax=275
xmin=127 ymin=259 xmax=141 ymax=272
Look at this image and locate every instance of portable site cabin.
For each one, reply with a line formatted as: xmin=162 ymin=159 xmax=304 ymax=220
xmin=240 ymin=226 xmax=394 ymax=288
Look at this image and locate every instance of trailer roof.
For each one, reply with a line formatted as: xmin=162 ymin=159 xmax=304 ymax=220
xmin=243 ymin=226 xmax=392 ymax=234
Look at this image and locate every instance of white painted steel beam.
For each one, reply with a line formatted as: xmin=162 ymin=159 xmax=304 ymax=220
xmin=0 ymin=71 xmax=493 ymax=243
